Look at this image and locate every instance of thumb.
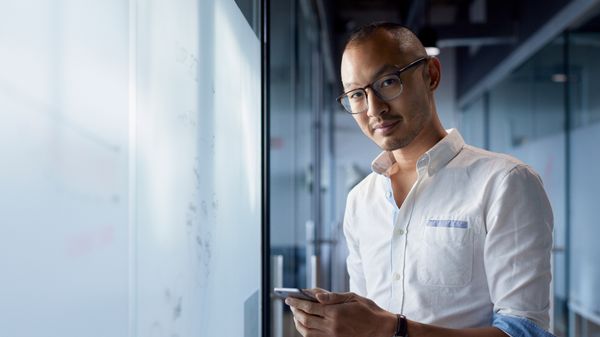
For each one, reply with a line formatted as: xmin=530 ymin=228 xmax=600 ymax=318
xmin=316 ymin=291 xmax=354 ymax=304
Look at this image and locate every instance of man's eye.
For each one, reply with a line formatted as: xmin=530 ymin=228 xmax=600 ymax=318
xmin=349 ymin=91 xmax=364 ymax=100
xmin=380 ymin=77 xmax=399 ymax=87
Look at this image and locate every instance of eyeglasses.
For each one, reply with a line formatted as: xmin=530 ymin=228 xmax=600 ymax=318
xmin=337 ymin=56 xmax=428 ymax=114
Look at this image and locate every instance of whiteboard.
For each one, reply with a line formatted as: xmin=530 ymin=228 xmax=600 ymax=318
xmin=132 ymin=0 xmax=262 ymax=336
xmin=0 ymin=0 xmax=262 ymax=336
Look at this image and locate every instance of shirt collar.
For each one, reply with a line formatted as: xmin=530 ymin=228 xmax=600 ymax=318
xmin=370 ymin=128 xmax=465 ymax=177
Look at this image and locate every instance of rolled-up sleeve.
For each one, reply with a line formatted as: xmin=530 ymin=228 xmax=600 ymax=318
xmin=492 ymin=313 xmax=556 ymax=337
xmin=484 ymin=165 xmax=554 ymax=329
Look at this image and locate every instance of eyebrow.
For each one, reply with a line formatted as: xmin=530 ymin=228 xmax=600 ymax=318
xmin=343 ymin=64 xmax=398 ymax=90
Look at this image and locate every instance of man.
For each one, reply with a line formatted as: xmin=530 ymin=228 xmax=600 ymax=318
xmin=285 ymin=22 xmax=554 ymax=337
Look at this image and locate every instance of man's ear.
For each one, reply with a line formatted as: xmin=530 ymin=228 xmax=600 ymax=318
xmin=425 ymin=57 xmax=441 ymax=90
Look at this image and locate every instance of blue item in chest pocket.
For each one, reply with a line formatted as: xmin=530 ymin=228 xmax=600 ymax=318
xmin=427 ymin=219 xmax=468 ymax=228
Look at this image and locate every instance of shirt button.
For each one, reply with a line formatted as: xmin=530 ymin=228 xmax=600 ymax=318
xmin=394 ymin=273 xmax=401 ymax=281
xmin=386 ymin=191 xmax=392 ymax=199
xmin=395 ymin=228 xmax=405 ymax=236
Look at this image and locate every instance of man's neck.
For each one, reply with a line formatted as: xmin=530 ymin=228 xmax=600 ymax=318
xmin=390 ymin=126 xmax=447 ymax=173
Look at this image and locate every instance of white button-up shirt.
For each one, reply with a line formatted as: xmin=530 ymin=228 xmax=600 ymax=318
xmin=343 ymin=129 xmax=553 ymax=329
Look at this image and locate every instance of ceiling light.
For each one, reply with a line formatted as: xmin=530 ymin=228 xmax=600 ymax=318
xmin=425 ymin=47 xmax=440 ymax=56
xmin=552 ymin=73 xmax=567 ymax=83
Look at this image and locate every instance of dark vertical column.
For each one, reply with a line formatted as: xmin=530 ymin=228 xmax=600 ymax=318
xmin=327 ymin=87 xmax=336 ymax=292
xmin=563 ymin=30 xmax=572 ymax=337
xmin=313 ymin=49 xmax=323 ymax=259
xmin=261 ymin=0 xmax=271 ymax=335
xmin=483 ymin=91 xmax=491 ymax=150
xmin=291 ymin=0 xmax=299 ymax=288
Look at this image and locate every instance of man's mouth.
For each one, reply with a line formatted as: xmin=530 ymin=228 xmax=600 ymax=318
xmin=373 ymin=119 xmax=401 ymax=134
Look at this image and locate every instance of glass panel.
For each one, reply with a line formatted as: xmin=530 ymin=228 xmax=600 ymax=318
xmin=489 ymin=41 xmax=565 ymax=153
xmin=567 ymin=31 xmax=600 ymax=337
xmin=459 ymin=96 xmax=486 ymax=148
xmin=133 ymin=0 xmax=262 ymax=336
xmin=269 ymin=0 xmax=324 ymax=336
xmin=269 ymin=0 xmax=309 ymax=289
xmin=569 ymin=33 xmax=600 ymax=129
xmin=0 ymin=1 xmax=129 ymax=336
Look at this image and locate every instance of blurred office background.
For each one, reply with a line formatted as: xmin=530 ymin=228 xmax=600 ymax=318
xmin=1 ymin=0 xmax=599 ymax=336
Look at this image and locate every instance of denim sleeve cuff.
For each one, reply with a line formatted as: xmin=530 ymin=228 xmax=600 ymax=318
xmin=492 ymin=313 xmax=556 ymax=337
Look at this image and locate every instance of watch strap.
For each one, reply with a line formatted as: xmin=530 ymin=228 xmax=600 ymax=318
xmin=394 ymin=314 xmax=408 ymax=337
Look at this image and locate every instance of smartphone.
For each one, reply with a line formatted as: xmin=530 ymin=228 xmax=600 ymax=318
xmin=273 ymin=287 xmax=318 ymax=302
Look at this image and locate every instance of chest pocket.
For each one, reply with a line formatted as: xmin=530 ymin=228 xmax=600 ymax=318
xmin=416 ymin=217 xmax=474 ymax=287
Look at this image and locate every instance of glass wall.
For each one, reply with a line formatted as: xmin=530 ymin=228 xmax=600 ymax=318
xmin=567 ymin=31 xmax=600 ymax=337
xmin=488 ymin=39 xmax=566 ymax=153
xmin=269 ymin=0 xmax=314 ymax=292
xmin=268 ymin=0 xmax=335 ymax=336
xmin=459 ymin=95 xmax=487 ymax=149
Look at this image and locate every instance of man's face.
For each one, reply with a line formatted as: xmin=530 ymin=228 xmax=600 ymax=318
xmin=341 ymin=31 xmax=432 ymax=151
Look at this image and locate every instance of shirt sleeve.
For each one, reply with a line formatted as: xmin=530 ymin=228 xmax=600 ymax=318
xmin=492 ymin=312 xmax=556 ymax=337
xmin=484 ymin=165 xmax=554 ymax=329
xmin=343 ymin=191 xmax=367 ymax=296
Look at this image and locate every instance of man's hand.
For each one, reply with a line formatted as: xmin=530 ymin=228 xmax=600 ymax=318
xmin=285 ymin=289 xmax=397 ymax=337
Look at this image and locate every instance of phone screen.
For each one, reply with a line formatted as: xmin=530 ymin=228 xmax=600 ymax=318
xmin=273 ymin=287 xmax=318 ymax=302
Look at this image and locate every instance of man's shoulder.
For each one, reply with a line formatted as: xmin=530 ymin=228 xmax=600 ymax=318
xmin=347 ymin=171 xmax=381 ymax=202
xmin=457 ymin=144 xmax=529 ymax=175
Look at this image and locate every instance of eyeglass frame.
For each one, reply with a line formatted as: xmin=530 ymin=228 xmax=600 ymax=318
xmin=336 ymin=56 xmax=429 ymax=114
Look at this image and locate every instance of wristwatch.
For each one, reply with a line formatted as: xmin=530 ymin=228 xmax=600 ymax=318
xmin=394 ymin=314 xmax=408 ymax=337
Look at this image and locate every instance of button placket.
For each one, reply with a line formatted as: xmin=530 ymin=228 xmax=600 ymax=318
xmin=391 ymin=210 xmax=406 ymax=303
xmin=396 ymin=172 xmax=425 ymax=313
xmin=389 ymin=166 xmax=424 ymax=306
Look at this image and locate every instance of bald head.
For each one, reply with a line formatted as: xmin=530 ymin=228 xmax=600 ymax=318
xmin=341 ymin=23 xmax=431 ymax=92
xmin=344 ymin=22 xmax=426 ymax=59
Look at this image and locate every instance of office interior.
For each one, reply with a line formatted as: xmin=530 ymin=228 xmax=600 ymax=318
xmin=1 ymin=0 xmax=599 ymax=336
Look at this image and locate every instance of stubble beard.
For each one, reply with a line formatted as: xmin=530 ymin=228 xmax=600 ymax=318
xmin=378 ymin=110 xmax=430 ymax=151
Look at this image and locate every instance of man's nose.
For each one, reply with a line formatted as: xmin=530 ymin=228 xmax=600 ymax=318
xmin=366 ymin=89 xmax=388 ymax=117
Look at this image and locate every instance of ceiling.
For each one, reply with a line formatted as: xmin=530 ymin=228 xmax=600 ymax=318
xmin=329 ymin=0 xmax=518 ymax=59
xmin=319 ymin=0 xmax=577 ymax=101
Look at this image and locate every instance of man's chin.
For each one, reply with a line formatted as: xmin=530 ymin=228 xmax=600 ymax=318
xmin=377 ymin=138 xmax=410 ymax=151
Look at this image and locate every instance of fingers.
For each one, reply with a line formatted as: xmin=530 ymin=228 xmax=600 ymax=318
xmin=302 ymin=288 xmax=329 ymax=304
xmin=289 ymin=306 xmax=328 ymax=332
xmin=292 ymin=315 xmax=309 ymax=336
xmin=286 ymin=297 xmax=325 ymax=317
xmin=304 ymin=287 xmax=329 ymax=297
xmin=301 ymin=288 xmax=357 ymax=305
xmin=315 ymin=291 xmax=356 ymax=304
xmin=292 ymin=314 xmax=329 ymax=337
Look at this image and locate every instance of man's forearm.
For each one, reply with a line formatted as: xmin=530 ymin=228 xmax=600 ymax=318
xmin=287 ymin=291 xmax=512 ymax=337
